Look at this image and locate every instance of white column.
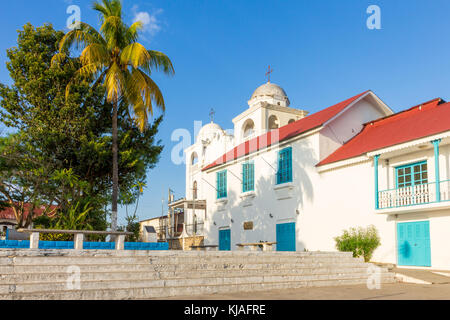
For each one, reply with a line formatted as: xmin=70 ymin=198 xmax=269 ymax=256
xmin=74 ymin=234 xmax=84 ymax=250
xmin=115 ymin=235 xmax=125 ymax=250
xmin=30 ymin=232 xmax=39 ymax=249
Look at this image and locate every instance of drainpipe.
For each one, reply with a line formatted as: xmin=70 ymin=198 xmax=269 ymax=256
xmin=374 ymin=155 xmax=380 ymax=209
xmin=432 ymin=139 xmax=442 ymax=202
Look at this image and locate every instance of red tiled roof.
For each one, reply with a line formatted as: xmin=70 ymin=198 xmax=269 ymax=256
xmin=0 ymin=204 xmax=58 ymax=221
xmin=202 ymin=91 xmax=370 ymax=171
xmin=317 ymin=98 xmax=449 ymax=166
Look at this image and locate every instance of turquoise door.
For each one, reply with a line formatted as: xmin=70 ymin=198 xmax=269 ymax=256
xmin=276 ymin=223 xmax=296 ymax=251
xmin=397 ymin=221 xmax=431 ymax=267
xmin=219 ymin=229 xmax=231 ymax=251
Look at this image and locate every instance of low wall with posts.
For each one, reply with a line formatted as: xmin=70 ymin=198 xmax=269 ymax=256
xmin=0 ymin=229 xmax=169 ymax=251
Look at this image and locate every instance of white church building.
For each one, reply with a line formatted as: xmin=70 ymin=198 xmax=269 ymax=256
xmin=181 ymin=81 xmax=450 ymax=270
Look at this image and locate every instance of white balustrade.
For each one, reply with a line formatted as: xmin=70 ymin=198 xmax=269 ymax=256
xmin=378 ymin=182 xmax=438 ymax=209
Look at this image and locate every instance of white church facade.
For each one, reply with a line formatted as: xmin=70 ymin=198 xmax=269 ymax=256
xmin=182 ymin=81 xmax=450 ymax=270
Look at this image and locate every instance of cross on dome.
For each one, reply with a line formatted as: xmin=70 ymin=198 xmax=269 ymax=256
xmin=209 ymin=108 xmax=215 ymax=123
xmin=265 ymin=65 xmax=274 ymax=83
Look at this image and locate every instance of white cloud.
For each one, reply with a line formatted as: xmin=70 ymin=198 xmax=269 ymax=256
xmin=132 ymin=5 xmax=163 ymax=37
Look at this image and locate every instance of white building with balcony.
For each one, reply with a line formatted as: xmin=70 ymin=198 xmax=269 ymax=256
xmin=183 ymin=81 xmax=450 ymax=270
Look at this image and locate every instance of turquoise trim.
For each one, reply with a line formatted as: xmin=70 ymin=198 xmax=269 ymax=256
xmin=242 ymin=161 xmax=255 ymax=193
xmin=277 ymin=147 xmax=293 ymax=185
xmin=432 ymin=139 xmax=441 ymax=202
xmin=374 ymin=155 xmax=380 ymax=209
xmin=217 ymin=170 xmax=227 ymax=199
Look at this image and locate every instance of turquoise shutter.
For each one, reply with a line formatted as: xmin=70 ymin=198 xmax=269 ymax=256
xmin=224 ymin=171 xmax=227 ymax=198
xmin=277 ymin=147 xmax=292 ymax=184
xmin=250 ymin=162 xmax=254 ymax=191
xmin=242 ymin=162 xmax=255 ymax=192
xmin=216 ymin=172 xmax=220 ymax=199
xmin=242 ymin=163 xmax=246 ymax=193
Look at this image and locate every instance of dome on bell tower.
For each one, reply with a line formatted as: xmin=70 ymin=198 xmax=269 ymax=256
xmin=249 ymin=81 xmax=290 ymax=107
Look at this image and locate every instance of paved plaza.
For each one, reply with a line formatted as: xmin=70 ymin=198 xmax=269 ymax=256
xmin=160 ymin=283 xmax=450 ymax=300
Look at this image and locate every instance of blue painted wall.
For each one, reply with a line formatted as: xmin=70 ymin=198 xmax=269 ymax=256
xmin=0 ymin=240 xmax=169 ymax=251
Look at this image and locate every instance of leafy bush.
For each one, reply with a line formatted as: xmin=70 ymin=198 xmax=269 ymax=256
xmin=34 ymin=201 xmax=94 ymax=241
xmin=334 ymin=225 xmax=381 ymax=262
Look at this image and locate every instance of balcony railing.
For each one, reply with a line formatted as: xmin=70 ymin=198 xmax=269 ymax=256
xmin=378 ymin=180 xmax=450 ymax=209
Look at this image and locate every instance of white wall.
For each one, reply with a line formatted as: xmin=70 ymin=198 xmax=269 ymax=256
xmin=319 ymin=96 xmax=388 ymax=162
xmin=191 ymin=91 xmax=450 ymax=269
xmin=203 ymin=133 xmax=320 ymax=250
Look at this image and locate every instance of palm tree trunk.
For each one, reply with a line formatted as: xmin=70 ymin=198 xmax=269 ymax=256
xmin=111 ymin=98 xmax=119 ymax=233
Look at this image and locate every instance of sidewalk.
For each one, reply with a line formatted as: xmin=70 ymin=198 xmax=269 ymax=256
xmin=158 ymin=283 xmax=450 ymax=300
xmin=393 ymin=267 xmax=450 ymax=284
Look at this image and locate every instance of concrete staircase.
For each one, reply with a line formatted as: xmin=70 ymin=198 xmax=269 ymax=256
xmin=0 ymin=249 xmax=396 ymax=300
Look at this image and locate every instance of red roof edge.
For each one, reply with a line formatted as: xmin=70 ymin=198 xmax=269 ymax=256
xmin=316 ymin=97 xmax=448 ymax=167
xmin=362 ymin=97 xmax=445 ymax=127
xmin=202 ymin=90 xmax=371 ymax=172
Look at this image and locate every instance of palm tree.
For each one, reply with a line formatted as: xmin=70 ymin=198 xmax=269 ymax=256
xmin=52 ymin=0 xmax=174 ymax=233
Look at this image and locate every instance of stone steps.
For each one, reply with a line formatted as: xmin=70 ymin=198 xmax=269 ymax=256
xmin=0 ymin=265 xmax=383 ymax=283
xmin=0 ymin=255 xmax=363 ymax=266
xmin=0 ymin=249 xmax=396 ymax=299
xmin=0 ymin=262 xmax=369 ymax=275
xmin=2 ymin=275 xmax=395 ymax=300
xmin=2 ymin=272 xmax=395 ymax=293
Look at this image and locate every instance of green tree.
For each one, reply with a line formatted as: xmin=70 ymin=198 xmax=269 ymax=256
xmin=0 ymin=23 xmax=164 ymax=230
xmin=53 ymin=0 xmax=174 ymax=232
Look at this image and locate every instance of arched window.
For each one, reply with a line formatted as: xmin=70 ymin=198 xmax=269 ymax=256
xmin=242 ymin=119 xmax=255 ymax=139
xmin=191 ymin=152 xmax=198 ymax=165
xmin=268 ymin=115 xmax=279 ymax=130
xmin=193 ymin=181 xmax=198 ymax=200
xmin=288 ymin=119 xmax=296 ymax=124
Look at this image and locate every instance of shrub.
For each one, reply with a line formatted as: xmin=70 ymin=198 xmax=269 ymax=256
xmin=334 ymin=225 xmax=381 ymax=262
xmin=33 ymin=201 xmax=94 ymax=241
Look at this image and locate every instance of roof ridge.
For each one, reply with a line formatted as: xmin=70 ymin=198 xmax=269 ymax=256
xmin=317 ymin=96 xmax=450 ymax=167
xmin=202 ymin=90 xmax=370 ymax=171
xmin=362 ymin=97 xmax=444 ymax=127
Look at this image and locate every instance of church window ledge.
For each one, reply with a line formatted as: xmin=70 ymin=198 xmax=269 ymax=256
xmin=273 ymin=182 xmax=295 ymax=200
xmin=240 ymin=190 xmax=256 ymax=198
xmin=240 ymin=191 xmax=256 ymax=207
xmin=215 ymin=198 xmax=228 ymax=212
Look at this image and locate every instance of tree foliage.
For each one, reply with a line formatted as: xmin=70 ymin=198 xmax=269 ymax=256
xmin=52 ymin=0 xmax=174 ymax=231
xmin=0 ymin=23 xmax=164 ymax=230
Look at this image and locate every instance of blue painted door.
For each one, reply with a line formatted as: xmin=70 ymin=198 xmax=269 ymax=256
xmin=276 ymin=223 xmax=296 ymax=251
xmin=397 ymin=221 xmax=431 ymax=267
xmin=219 ymin=229 xmax=231 ymax=251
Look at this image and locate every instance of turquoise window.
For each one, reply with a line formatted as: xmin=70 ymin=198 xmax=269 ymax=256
xmin=217 ymin=170 xmax=227 ymax=199
xmin=242 ymin=161 xmax=255 ymax=193
xmin=396 ymin=161 xmax=428 ymax=188
xmin=277 ymin=147 xmax=293 ymax=185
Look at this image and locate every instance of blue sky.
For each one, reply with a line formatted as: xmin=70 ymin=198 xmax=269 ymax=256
xmin=2 ymin=0 xmax=450 ymax=224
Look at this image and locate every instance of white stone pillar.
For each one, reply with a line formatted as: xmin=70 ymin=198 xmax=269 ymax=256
xmin=74 ymin=234 xmax=84 ymax=250
xmin=30 ymin=232 xmax=39 ymax=249
xmin=115 ymin=235 xmax=125 ymax=250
